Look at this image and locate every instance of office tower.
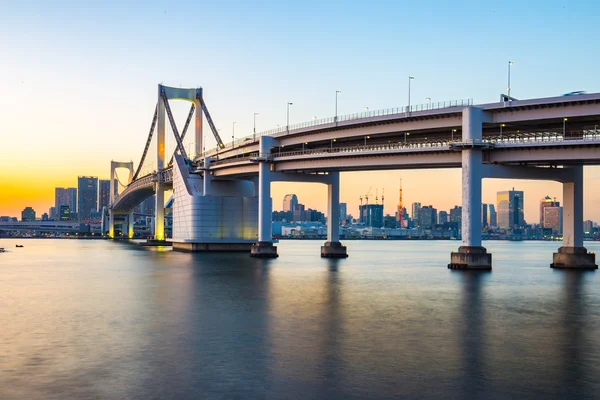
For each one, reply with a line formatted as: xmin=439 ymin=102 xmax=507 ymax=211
xmin=543 ymin=206 xmax=562 ymax=234
xmin=438 ymin=211 xmax=448 ymax=224
xmin=55 ymin=187 xmax=77 ymax=216
xmin=21 ymin=207 xmax=36 ymax=221
xmin=539 ymin=196 xmax=560 ymax=225
xmin=482 ymin=203 xmax=488 ymax=227
xmin=584 ymin=220 xmax=594 ymax=234
xmin=78 ymin=176 xmax=98 ymax=220
xmin=449 ymin=206 xmax=462 ymax=225
xmin=488 ymin=204 xmax=497 ymax=227
xmin=98 ymin=180 xmax=111 ymax=211
xmin=411 ymin=202 xmax=421 ymax=227
xmin=339 ymin=202 xmax=347 ymax=225
xmin=497 ymin=189 xmax=525 ymax=229
xmin=42 ymin=213 xmax=49 ymax=221
xmin=49 ymin=206 xmax=56 ymax=220
xmin=418 ymin=205 xmax=437 ymax=229
xmin=293 ymin=203 xmax=305 ymax=222
xmin=283 ymin=194 xmax=298 ymax=212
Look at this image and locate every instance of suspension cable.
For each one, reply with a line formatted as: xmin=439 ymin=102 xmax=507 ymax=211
xmin=132 ymin=105 xmax=158 ymax=181
xmin=199 ymin=96 xmax=225 ymax=148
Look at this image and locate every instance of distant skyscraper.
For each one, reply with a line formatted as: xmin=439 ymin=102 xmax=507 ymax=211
xmin=283 ymin=194 xmax=298 ymax=212
xmin=497 ymin=189 xmax=525 ymax=229
xmin=339 ymin=202 xmax=347 ymax=225
xmin=449 ymin=206 xmax=462 ymax=226
xmin=418 ymin=205 xmax=437 ymax=229
xmin=49 ymin=206 xmax=56 ymax=220
xmin=293 ymin=203 xmax=305 ymax=222
xmin=78 ymin=176 xmax=98 ymax=220
xmin=482 ymin=203 xmax=488 ymax=228
xmin=98 ymin=179 xmax=111 ymax=211
xmin=438 ymin=211 xmax=449 ymax=224
xmin=21 ymin=207 xmax=36 ymax=222
xmin=539 ymin=196 xmax=560 ymax=225
xmin=584 ymin=220 xmax=594 ymax=234
xmin=411 ymin=202 xmax=421 ymax=227
xmin=488 ymin=204 xmax=497 ymax=227
xmin=55 ymin=187 xmax=77 ymax=216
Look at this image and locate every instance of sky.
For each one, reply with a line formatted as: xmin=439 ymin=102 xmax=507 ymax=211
xmin=1 ymin=0 xmax=600 ymax=222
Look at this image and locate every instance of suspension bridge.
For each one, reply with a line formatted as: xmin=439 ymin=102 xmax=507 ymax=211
xmin=107 ymin=84 xmax=600 ymax=269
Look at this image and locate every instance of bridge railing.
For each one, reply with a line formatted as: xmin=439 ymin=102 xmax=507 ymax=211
xmin=208 ymin=98 xmax=473 ymax=154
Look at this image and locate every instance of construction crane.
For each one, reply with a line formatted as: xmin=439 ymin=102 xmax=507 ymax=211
xmin=375 ymin=189 xmax=379 ymax=204
xmin=382 ymin=188 xmax=385 ymax=208
xmin=364 ymin=186 xmax=372 ymax=205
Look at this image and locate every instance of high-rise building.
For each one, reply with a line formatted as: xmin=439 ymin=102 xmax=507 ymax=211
xmin=449 ymin=206 xmax=462 ymax=226
xmin=41 ymin=213 xmax=49 ymax=221
xmin=438 ymin=211 xmax=449 ymax=224
xmin=293 ymin=203 xmax=305 ymax=221
xmin=482 ymin=204 xmax=488 ymax=227
xmin=359 ymin=204 xmax=384 ymax=227
xmin=411 ymin=202 xmax=421 ymax=227
xmin=283 ymin=194 xmax=298 ymax=212
xmin=78 ymin=176 xmax=98 ymax=220
xmin=488 ymin=204 xmax=497 ymax=227
xmin=21 ymin=207 xmax=36 ymax=221
xmin=418 ymin=205 xmax=437 ymax=229
xmin=49 ymin=206 xmax=56 ymax=220
xmin=497 ymin=189 xmax=525 ymax=229
xmin=543 ymin=206 xmax=562 ymax=234
xmin=339 ymin=202 xmax=347 ymax=225
xmin=98 ymin=179 xmax=111 ymax=211
xmin=539 ymin=196 xmax=560 ymax=225
xmin=55 ymin=187 xmax=77 ymax=216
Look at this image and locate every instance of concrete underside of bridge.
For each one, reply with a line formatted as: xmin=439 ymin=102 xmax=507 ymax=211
xmin=174 ymin=242 xmax=254 ymax=252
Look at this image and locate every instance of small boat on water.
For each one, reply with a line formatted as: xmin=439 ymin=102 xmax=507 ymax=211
xmin=15 ymin=245 xmax=23 ymax=248
xmin=0 ymin=248 xmax=5 ymax=253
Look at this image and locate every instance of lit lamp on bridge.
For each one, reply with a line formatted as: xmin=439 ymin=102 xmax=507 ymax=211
xmin=364 ymin=135 xmax=370 ymax=146
xmin=404 ymin=132 xmax=410 ymax=144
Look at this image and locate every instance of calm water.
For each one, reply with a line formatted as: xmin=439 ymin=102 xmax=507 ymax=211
xmin=1 ymin=239 xmax=600 ymax=400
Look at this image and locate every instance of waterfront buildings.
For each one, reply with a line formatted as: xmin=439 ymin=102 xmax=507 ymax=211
xmin=359 ymin=204 xmax=384 ymax=228
xmin=98 ymin=180 xmax=111 ymax=212
xmin=411 ymin=202 xmax=421 ymax=227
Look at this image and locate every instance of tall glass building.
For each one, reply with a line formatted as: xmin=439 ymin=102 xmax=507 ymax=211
xmin=78 ymin=176 xmax=98 ymax=220
xmin=497 ymin=189 xmax=525 ymax=229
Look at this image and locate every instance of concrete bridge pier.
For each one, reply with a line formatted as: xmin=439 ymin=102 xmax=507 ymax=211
xmin=251 ymin=136 xmax=278 ymax=258
xmin=321 ymin=171 xmax=348 ymax=258
xmin=551 ymin=165 xmax=597 ymax=269
xmin=128 ymin=211 xmax=134 ymax=239
xmin=449 ymin=107 xmax=492 ymax=270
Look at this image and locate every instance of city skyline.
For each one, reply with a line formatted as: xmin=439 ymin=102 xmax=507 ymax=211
xmin=2 ymin=2 xmax=600 ymax=221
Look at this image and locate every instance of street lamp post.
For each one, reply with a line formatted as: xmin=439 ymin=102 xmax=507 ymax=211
xmin=507 ymin=61 xmax=514 ymax=100
xmin=232 ymin=121 xmax=237 ymax=147
xmin=335 ymin=90 xmax=342 ymax=125
xmin=451 ymin=129 xmax=456 ymax=142
xmin=426 ymin=97 xmax=431 ymax=109
xmin=408 ymin=76 xmax=415 ymax=113
xmin=253 ymin=112 xmax=259 ymax=141
xmin=287 ymin=102 xmax=293 ymax=134
xmin=330 ymin=138 xmax=336 ymax=150
xmin=404 ymin=132 xmax=410 ymax=144
xmin=364 ymin=135 xmax=370 ymax=146
xmin=500 ymin=124 xmax=505 ymax=141
xmin=563 ymin=118 xmax=568 ymax=137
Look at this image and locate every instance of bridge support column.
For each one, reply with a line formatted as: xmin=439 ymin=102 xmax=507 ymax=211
xmin=551 ymin=165 xmax=597 ymax=269
xmin=321 ymin=171 xmax=348 ymax=258
xmin=128 ymin=211 xmax=134 ymax=239
xmin=449 ymin=107 xmax=491 ymax=270
xmin=251 ymin=136 xmax=278 ymax=258
xmin=154 ymin=84 xmax=166 ymax=242
xmin=108 ymin=210 xmax=115 ymax=238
